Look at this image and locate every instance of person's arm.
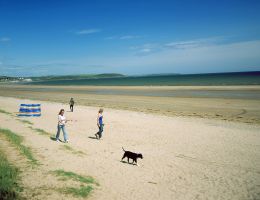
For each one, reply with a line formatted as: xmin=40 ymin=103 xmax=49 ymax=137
xmin=58 ymin=115 xmax=62 ymax=124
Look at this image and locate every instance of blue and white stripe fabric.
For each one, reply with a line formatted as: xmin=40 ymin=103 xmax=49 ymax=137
xmin=18 ymin=104 xmax=41 ymax=117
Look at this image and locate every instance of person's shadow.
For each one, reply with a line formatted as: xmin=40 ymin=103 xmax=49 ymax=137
xmin=88 ymin=136 xmax=98 ymax=140
xmin=50 ymin=136 xmax=56 ymax=141
xmin=50 ymin=136 xmax=62 ymax=142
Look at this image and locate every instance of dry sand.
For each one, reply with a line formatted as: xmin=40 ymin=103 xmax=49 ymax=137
xmin=0 ymin=96 xmax=260 ymax=200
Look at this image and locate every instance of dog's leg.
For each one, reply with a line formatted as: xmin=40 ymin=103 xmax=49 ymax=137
xmin=127 ymin=157 xmax=130 ymax=163
xmin=121 ymin=154 xmax=126 ymax=161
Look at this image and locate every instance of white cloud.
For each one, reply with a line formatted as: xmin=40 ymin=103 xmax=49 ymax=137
xmin=0 ymin=37 xmax=11 ymax=42
xmin=105 ymin=35 xmax=141 ymax=40
xmin=165 ymin=37 xmax=224 ymax=49
xmin=120 ymin=35 xmax=140 ymax=40
xmin=130 ymin=43 xmax=161 ymax=55
xmin=140 ymin=48 xmax=151 ymax=53
xmin=3 ymin=37 xmax=260 ymax=76
xmin=75 ymin=29 xmax=101 ymax=35
xmin=131 ymin=43 xmax=158 ymax=49
xmin=95 ymin=39 xmax=260 ymax=74
xmin=130 ymin=37 xmax=227 ymax=56
xmin=169 ymin=40 xmax=258 ymax=72
xmin=105 ymin=36 xmax=117 ymax=40
xmin=0 ymin=59 xmax=109 ymax=76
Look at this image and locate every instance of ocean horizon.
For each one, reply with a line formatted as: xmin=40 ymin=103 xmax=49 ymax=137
xmin=25 ymin=71 xmax=260 ymax=86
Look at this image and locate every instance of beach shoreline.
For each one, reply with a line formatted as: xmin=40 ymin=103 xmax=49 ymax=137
xmin=0 ymin=84 xmax=260 ymax=124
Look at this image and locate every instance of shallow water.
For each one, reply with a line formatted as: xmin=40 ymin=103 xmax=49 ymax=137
xmin=28 ymin=71 xmax=260 ymax=86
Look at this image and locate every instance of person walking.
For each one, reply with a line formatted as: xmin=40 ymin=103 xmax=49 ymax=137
xmin=95 ymin=108 xmax=104 ymax=139
xmin=56 ymin=109 xmax=69 ymax=143
xmin=69 ymin=98 xmax=75 ymax=112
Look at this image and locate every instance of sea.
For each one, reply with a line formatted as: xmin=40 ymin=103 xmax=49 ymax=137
xmin=28 ymin=71 xmax=260 ymax=86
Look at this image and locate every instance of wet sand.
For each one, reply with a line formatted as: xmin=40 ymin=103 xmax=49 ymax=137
xmin=0 ymin=85 xmax=260 ymax=124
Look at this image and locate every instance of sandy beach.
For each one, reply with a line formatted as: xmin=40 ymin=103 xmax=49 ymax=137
xmin=1 ymin=85 xmax=260 ymax=124
xmin=2 ymin=0 xmax=260 ymax=199
xmin=0 ymin=95 xmax=260 ymax=200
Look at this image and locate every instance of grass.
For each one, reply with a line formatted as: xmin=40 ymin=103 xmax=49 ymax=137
xmin=28 ymin=127 xmax=50 ymax=136
xmin=0 ymin=109 xmax=34 ymax=126
xmin=61 ymin=186 xmax=93 ymax=198
xmin=18 ymin=119 xmax=33 ymax=125
xmin=62 ymin=145 xmax=73 ymax=151
xmin=52 ymin=170 xmax=97 ymax=185
xmin=61 ymin=145 xmax=86 ymax=156
xmin=53 ymin=169 xmax=98 ymax=198
xmin=0 ymin=149 xmax=22 ymax=199
xmin=0 ymin=128 xmax=38 ymax=165
xmin=0 ymin=108 xmax=12 ymax=115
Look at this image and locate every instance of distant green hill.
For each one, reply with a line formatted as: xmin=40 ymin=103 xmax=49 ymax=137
xmin=0 ymin=76 xmax=28 ymax=82
xmin=30 ymin=73 xmax=125 ymax=81
xmin=0 ymin=73 xmax=125 ymax=83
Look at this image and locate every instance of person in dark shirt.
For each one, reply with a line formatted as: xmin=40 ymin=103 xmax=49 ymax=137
xmin=69 ymin=98 xmax=75 ymax=112
xmin=95 ymin=108 xmax=104 ymax=139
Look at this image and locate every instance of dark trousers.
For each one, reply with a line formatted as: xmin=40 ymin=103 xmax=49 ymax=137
xmin=70 ymin=105 xmax=74 ymax=112
xmin=97 ymin=124 xmax=104 ymax=138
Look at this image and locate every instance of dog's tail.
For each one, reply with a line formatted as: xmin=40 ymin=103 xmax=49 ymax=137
xmin=122 ymin=147 xmax=125 ymax=152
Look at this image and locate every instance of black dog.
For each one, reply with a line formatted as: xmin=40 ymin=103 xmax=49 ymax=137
xmin=121 ymin=147 xmax=143 ymax=165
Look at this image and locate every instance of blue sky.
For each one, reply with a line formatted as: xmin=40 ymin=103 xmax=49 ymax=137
xmin=0 ymin=0 xmax=260 ymax=76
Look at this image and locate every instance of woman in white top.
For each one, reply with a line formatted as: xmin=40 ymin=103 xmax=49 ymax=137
xmin=55 ymin=109 xmax=69 ymax=143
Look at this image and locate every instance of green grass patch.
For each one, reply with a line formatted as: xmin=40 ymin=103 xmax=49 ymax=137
xmin=61 ymin=145 xmax=86 ymax=156
xmin=0 ymin=108 xmax=12 ymax=115
xmin=29 ymin=127 xmax=50 ymax=136
xmin=0 ymin=128 xmax=38 ymax=165
xmin=19 ymin=119 xmax=33 ymax=125
xmin=61 ymin=185 xmax=93 ymax=198
xmin=52 ymin=170 xmax=97 ymax=185
xmin=62 ymin=145 xmax=73 ymax=151
xmin=53 ymin=169 xmax=98 ymax=198
xmin=0 ymin=149 xmax=22 ymax=199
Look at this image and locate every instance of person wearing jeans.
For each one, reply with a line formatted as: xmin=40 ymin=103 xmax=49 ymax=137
xmin=56 ymin=109 xmax=69 ymax=143
xmin=95 ymin=108 xmax=104 ymax=139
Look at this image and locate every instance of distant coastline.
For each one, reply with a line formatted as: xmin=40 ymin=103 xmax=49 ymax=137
xmin=1 ymin=71 xmax=260 ymax=86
